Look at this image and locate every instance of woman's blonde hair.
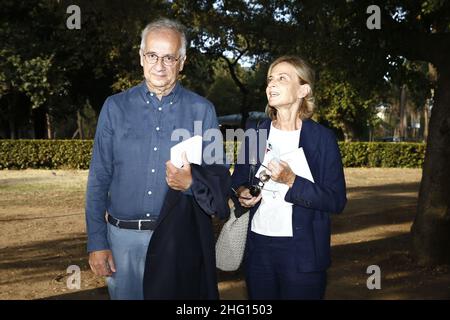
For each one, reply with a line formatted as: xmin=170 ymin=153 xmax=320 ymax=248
xmin=265 ymin=55 xmax=316 ymax=120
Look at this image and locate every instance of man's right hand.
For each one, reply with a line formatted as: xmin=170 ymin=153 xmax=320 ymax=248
xmin=88 ymin=250 xmax=116 ymax=276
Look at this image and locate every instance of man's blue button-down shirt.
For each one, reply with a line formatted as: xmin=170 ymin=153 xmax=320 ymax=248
xmin=85 ymin=81 xmax=220 ymax=252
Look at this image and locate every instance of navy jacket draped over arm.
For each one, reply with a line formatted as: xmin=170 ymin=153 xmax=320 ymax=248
xmin=143 ymin=164 xmax=230 ymax=299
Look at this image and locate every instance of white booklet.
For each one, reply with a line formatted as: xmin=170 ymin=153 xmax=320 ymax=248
xmin=256 ymin=147 xmax=315 ymax=183
xmin=170 ymin=135 xmax=203 ymax=168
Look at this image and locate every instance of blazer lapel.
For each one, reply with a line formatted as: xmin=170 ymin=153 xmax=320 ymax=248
xmin=255 ymin=119 xmax=271 ymax=169
xmin=299 ymin=119 xmax=320 ymax=177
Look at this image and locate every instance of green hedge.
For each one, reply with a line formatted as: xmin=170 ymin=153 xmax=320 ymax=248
xmin=0 ymin=140 xmax=93 ymax=169
xmin=338 ymin=142 xmax=426 ymax=168
xmin=0 ymin=140 xmax=425 ymax=169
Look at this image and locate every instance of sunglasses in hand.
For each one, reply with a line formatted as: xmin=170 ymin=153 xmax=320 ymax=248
xmin=248 ymin=169 xmax=271 ymax=197
xmin=231 ymin=164 xmax=272 ymax=199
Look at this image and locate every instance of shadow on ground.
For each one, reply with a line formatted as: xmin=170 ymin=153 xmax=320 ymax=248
xmin=3 ymin=179 xmax=449 ymax=300
xmin=327 ymin=233 xmax=450 ymax=299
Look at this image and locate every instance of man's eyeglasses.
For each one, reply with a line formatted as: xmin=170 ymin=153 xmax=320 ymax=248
xmin=143 ymin=52 xmax=180 ymax=66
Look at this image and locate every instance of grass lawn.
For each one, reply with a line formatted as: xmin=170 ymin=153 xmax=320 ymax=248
xmin=0 ymin=168 xmax=449 ymax=299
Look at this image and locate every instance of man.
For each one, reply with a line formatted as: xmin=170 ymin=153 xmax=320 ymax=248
xmin=85 ymin=18 xmax=227 ymax=300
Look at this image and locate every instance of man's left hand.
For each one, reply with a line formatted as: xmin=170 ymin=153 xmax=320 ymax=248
xmin=166 ymin=152 xmax=193 ymax=191
xmin=267 ymin=159 xmax=296 ymax=188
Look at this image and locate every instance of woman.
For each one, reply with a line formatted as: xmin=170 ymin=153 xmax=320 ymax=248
xmin=231 ymin=56 xmax=347 ymax=299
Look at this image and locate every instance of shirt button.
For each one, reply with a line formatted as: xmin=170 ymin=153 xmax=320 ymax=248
xmin=146 ymin=213 xmax=151 ymax=217
xmin=153 ymin=147 xmax=158 ymax=151
xmin=156 ymin=127 xmax=160 ymax=131
xmin=150 ymin=93 xmax=154 ymax=96
xmin=148 ymin=191 xmax=152 ymax=195
xmin=146 ymin=100 xmax=150 ymax=104
xmin=170 ymin=102 xmax=173 ymax=105
xmin=158 ymin=107 xmax=162 ymax=111
xmin=151 ymin=169 xmax=155 ymax=173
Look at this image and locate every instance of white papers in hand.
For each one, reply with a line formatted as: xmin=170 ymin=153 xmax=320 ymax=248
xmin=170 ymin=135 xmax=203 ymax=168
xmin=283 ymin=147 xmax=314 ymax=183
xmin=256 ymin=147 xmax=315 ymax=183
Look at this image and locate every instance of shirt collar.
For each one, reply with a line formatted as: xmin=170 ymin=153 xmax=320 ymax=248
xmin=140 ymin=81 xmax=182 ymax=101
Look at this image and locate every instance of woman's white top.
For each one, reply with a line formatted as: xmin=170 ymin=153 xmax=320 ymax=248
xmin=251 ymin=123 xmax=301 ymax=237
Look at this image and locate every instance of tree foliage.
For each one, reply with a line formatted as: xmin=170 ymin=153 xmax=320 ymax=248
xmin=1 ymin=0 xmax=449 ymax=265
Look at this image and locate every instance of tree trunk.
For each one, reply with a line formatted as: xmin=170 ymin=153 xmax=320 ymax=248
xmin=240 ymin=94 xmax=249 ymax=129
xmin=46 ymin=112 xmax=53 ymax=139
xmin=342 ymin=122 xmax=356 ymax=142
xmin=423 ymin=100 xmax=430 ymax=142
xmin=221 ymin=56 xmax=250 ymax=129
xmin=399 ymin=84 xmax=407 ymax=140
xmin=411 ymin=68 xmax=450 ymax=265
xmin=423 ymin=63 xmax=437 ymax=143
xmin=77 ymin=110 xmax=84 ymax=139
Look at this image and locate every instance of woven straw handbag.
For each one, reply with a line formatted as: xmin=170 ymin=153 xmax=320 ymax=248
xmin=215 ymin=206 xmax=249 ymax=271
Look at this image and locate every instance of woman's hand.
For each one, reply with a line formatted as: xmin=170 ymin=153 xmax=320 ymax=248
xmin=267 ymin=159 xmax=296 ymax=188
xmin=236 ymin=186 xmax=262 ymax=208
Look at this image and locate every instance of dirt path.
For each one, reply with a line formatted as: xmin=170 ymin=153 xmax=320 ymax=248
xmin=0 ymin=169 xmax=449 ymax=299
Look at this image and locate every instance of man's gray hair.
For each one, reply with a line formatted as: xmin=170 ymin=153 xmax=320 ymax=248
xmin=140 ymin=18 xmax=187 ymax=57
